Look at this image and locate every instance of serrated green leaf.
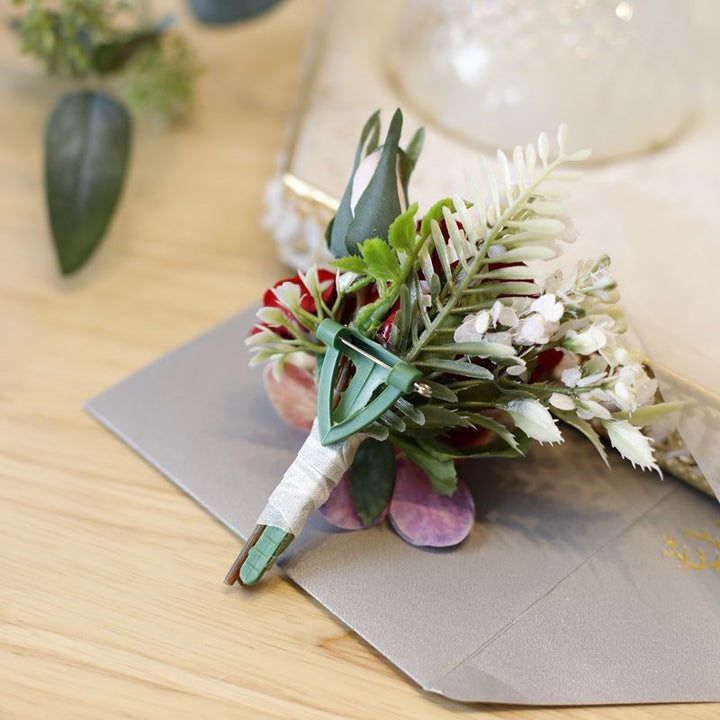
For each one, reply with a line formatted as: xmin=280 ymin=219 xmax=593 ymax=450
xmin=380 ymin=409 xmax=406 ymax=433
xmin=45 ymin=91 xmax=132 ymax=275
xmin=463 ymin=412 xmax=521 ymax=453
xmin=420 ymin=431 xmax=528 ymax=461
xmin=416 ymin=405 xmax=474 ymax=429
xmin=360 ymin=237 xmax=400 ymax=282
xmin=394 ymin=397 xmax=425 ymax=425
xmin=387 ymin=203 xmax=418 ymax=252
xmin=422 ymin=381 xmax=458 ymax=404
xmin=331 ymin=255 xmax=367 ymax=274
xmin=349 ymin=438 xmax=396 ymax=527
xmin=420 ymin=198 xmax=455 ymax=238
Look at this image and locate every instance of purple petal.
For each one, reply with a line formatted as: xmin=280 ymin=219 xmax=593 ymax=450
xmin=388 ymin=459 xmax=475 ymax=547
xmin=263 ymin=362 xmax=317 ymax=432
xmin=319 ymin=472 xmax=388 ymax=530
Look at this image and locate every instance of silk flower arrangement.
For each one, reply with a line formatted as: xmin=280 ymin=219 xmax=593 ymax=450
xmin=228 ymin=110 xmax=676 ymax=584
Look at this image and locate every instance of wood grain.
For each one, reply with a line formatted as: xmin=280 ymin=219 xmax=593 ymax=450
xmin=0 ymin=2 xmax=717 ymax=718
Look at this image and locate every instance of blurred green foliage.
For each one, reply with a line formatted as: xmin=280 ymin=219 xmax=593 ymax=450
xmin=11 ymin=0 xmax=200 ymax=127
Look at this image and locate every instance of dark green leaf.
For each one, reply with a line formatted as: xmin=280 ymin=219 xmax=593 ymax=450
xmin=45 ymin=91 xmax=132 ymax=275
xmin=403 ymin=127 xmax=425 ymax=171
xmin=343 ymin=109 xmax=405 ymax=255
xmin=360 ymin=237 xmax=400 ymax=282
xmin=397 ymin=127 xmax=425 ymax=198
xmin=327 ymin=110 xmax=382 ymax=257
xmin=349 ymin=438 xmax=397 ymax=526
xmin=387 ymin=203 xmax=417 ymax=252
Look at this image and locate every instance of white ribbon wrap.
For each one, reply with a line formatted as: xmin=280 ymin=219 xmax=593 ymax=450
xmin=257 ymin=419 xmax=364 ymax=537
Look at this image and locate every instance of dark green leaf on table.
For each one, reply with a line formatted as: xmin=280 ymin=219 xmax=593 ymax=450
xmin=45 ymin=90 xmax=131 ymax=275
xmin=349 ymin=438 xmax=397 ymax=527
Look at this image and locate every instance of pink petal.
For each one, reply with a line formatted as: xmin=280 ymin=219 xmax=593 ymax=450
xmin=263 ymin=362 xmax=317 ymax=432
xmin=319 ymin=472 xmax=388 ymax=530
xmin=388 ymin=459 xmax=475 ymax=547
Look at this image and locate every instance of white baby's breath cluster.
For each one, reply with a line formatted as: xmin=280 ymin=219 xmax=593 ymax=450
xmin=453 ymin=252 xmax=663 ymax=473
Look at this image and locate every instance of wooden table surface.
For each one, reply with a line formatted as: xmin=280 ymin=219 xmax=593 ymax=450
xmin=1 ymin=2 xmax=717 ymax=718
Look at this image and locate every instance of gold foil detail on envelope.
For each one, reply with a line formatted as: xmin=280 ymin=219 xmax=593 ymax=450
xmin=664 ymin=522 xmax=720 ymax=572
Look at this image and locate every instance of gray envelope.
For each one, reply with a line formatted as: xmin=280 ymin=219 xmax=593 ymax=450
xmin=86 ymin=309 xmax=720 ymax=705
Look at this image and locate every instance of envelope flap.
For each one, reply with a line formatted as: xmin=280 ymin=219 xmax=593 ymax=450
xmin=430 ymin=483 xmax=720 ymax=704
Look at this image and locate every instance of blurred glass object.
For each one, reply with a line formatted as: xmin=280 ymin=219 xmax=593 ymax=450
xmin=386 ymin=0 xmax=698 ymax=161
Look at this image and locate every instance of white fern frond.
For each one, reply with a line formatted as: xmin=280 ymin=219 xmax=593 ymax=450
xmin=530 ymin=201 xmax=562 ymax=217
xmin=418 ymin=242 xmax=434 ymax=282
xmin=496 ymin=149 xmax=515 ymax=206
xmin=537 ymin=130 xmax=550 ymax=166
xmin=556 ymin=123 xmax=568 ymax=154
xmin=404 ymin=126 xmax=590 ymax=362
xmin=430 ymin=220 xmax=454 ymax=281
xmin=461 ymin=169 xmax=488 ymax=232
xmin=566 ymin=148 xmax=592 ymax=162
xmin=442 ymin=206 xmax=472 ymax=273
xmin=512 ymin=145 xmax=526 ymax=189
xmin=479 ymin=155 xmax=502 ymax=219
xmin=452 ymin=195 xmax=480 ymax=244
xmin=525 ymin=142 xmax=537 ymax=177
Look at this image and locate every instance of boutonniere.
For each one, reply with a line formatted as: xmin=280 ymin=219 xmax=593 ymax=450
xmin=225 ymin=109 xmax=677 ymax=587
